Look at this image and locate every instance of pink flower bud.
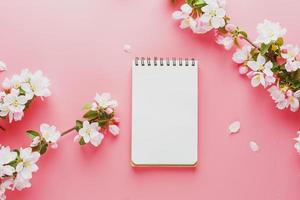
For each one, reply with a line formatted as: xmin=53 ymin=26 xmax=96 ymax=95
xmin=109 ymin=125 xmax=120 ymax=136
xmin=114 ymin=117 xmax=120 ymax=123
xmin=281 ymin=49 xmax=288 ymax=54
xmin=105 ymin=107 xmax=113 ymax=115
xmin=276 ymin=57 xmax=286 ymax=65
xmin=239 ymin=66 xmax=248 ymax=74
xmin=225 ymin=24 xmax=235 ymax=32
xmin=73 ymin=135 xmax=81 ymax=143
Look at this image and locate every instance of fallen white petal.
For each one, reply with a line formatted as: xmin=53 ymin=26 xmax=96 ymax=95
xmin=123 ymin=44 xmax=131 ymax=53
xmin=228 ymin=121 xmax=240 ymax=134
xmin=249 ymin=141 xmax=259 ymax=152
xmin=0 ymin=61 xmax=7 ymax=71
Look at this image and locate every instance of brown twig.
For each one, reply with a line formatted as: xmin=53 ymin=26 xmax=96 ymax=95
xmin=61 ymin=126 xmax=76 ymax=136
xmin=241 ymin=36 xmax=259 ymax=50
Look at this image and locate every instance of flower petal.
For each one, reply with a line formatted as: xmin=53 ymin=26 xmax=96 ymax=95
xmin=251 ymin=75 xmax=261 ymax=87
xmin=123 ymin=44 xmax=131 ymax=53
xmin=181 ymin=3 xmax=193 ymax=14
xmin=172 ymin=11 xmax=183 ymax=20
xmin=228 ymin=121 xmax=240 ymax=134
xmin=249 ymin=141 xmax=259 ymax=152
xmin=247 ymin=61 xmax=259 ymax=71
xmin=257 ymin=54 xmax=266 ymax=65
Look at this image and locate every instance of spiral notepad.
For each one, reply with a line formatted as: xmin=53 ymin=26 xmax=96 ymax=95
xmin=131 ymin=57 xmax=198 ymax=167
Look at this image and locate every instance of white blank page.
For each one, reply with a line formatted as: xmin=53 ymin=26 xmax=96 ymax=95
xmin=131 ymin=60 xmax=198 ymax=166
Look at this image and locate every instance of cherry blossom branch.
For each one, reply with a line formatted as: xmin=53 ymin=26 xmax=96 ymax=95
xmin=172 ymin=0 xmax=300 ymax=155
xmin=0 ymin=92 xmax=120 ymax=200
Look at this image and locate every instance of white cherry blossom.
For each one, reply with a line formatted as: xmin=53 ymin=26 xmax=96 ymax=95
xmin=268 ymin=86 xmax=300 ymax=111
xmin=285 ymin=60 xmax=300 ymax=72
xmin=191 ymin=18 xmax=212 ymax=34
xmin=0 ymin=70 xmax=51 ymax=122
xmin=21 ymin=70 xmax=51 ymax=100
xmin=280 ymin=45 xmax=300 ymax=72
xmin=79 ymin=121 xmax=104 ymax=147
xmin=2 ymin=76 xmax=19 ymax=90
xmin=247 ymin=54 xmax=275 ymax=88
xmin=286 ymin=90 xmax=300 ymax=112
xmin=0 ymin=146 xmax=17 ymax=177
xmin=255 ymin=20 xmax=286 ymax=44
xmin=200 ymin=2 xmax=226 ymax=28
xmin=216 ymin=35 xmax=233 ymax=50
xmin=0 ymin=179 xmax=12 ymax=200
xmin=94 ymin=93 xmax=118 ymax=109
xmin=232 ymin=45 xmax=252 ymax=64
xmin=15 ymin=148 xmax=40 ymax=180
xmin=13 ymin=174 xmax=31 ymax=191
xmin=268 ymin=86 xmax=288 ymax=110
xmin=172 ymin=4 xmax=196 ymax=30
xmin=40 ymin=123 xmax=60 ymax=144
xmin=281 ymin=44 xmax=299 ymax=61
xmin=2 ymin=89 xmax=27 ymax=122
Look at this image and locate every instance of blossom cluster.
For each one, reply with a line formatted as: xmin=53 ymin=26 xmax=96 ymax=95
xmin=0 ymin=69 xmax=51 ymax=123
xmin=0 ymin=123 xmax=61 ymax=200
xmin=0 ymin=92 xmax=119 ymax=200
xmin=74 ymin=93 xmax=120 ymax=147
xmin=172 ymin=0 xmax=300 ymax=154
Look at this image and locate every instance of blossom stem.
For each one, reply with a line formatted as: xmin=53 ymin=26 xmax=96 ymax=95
xmin=241 ymin=36 xmax=259 ymax=49
xmin=61 ymin=127 xmax=76 ymax=136
xmin=60 ymin=117 xmax=100 ymax=136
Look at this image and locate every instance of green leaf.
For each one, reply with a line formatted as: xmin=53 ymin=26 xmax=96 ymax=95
xmin=98 ymin=119 xmax=108 ymax=127
xmin=83 ymin=110 xmax=98 ymax=120
xmin=260 ymin=43 xmax=271 ymax=55
xmin=98 ymin=111 xmax=107 ymax=120
xmin=8 ymin=158 xmax=19 ymax=168
xmin=239 ymin=31 xmax=248 ymax=38
xmin=187 ymin=0 xmax=194 ymax=5
xmin=82 ymin=103 xmax=92 ymax=110
xmin=19 ymin=88 xmax=26 ymax=95
xmin=192 ymin=0 xmax=206 ymax=8
xmin=79 ymin=137 xmax=86 ymax=145
xmin=75 ymin=120 xmax=83 ymax=131
xmin=26 ymin=130 xmax=40 ymax=139
xmin=39 ymin=143 xmax=48 ymax=155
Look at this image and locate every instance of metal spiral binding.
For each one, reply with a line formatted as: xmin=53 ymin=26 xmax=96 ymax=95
xmin=134 ymin=57 xmax=195 ymax=66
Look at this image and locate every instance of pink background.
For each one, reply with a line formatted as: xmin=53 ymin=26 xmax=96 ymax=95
xmin=1 ymin=0 xmax=300 ymax=199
